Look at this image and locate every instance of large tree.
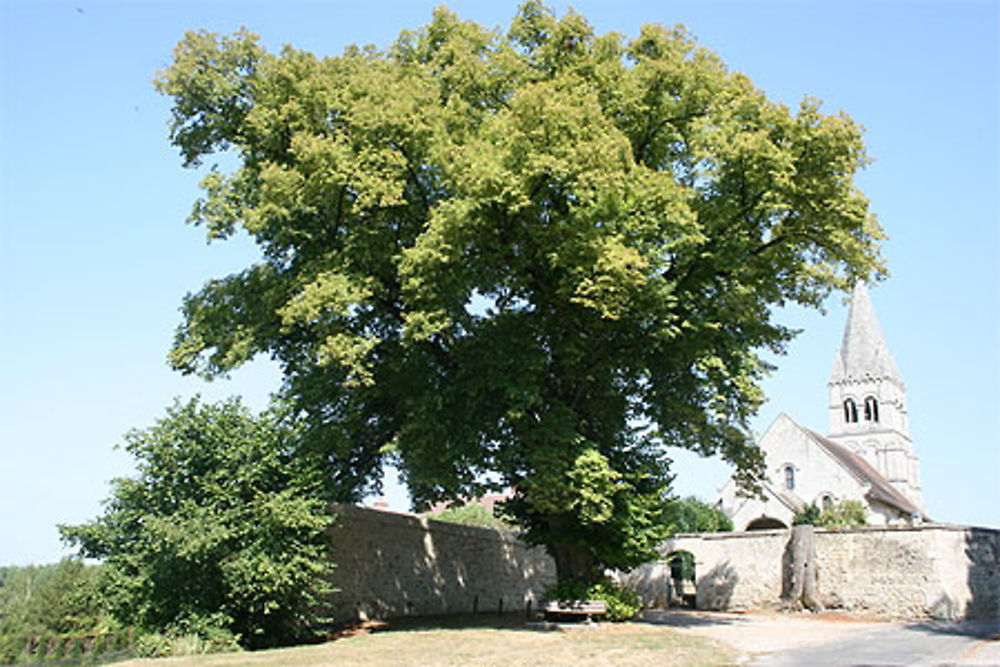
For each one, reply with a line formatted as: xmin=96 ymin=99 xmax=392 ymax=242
xmin=156 ymin=3 xmax=884 ymax=584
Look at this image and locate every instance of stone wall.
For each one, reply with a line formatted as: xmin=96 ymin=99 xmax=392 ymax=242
xmin=323 ymin=506 xmax=996 ymax=624
xmin=326 ymin=504 xmax=556 ymax=624
xmin=629 ymin=524 xmax=999 ymax=620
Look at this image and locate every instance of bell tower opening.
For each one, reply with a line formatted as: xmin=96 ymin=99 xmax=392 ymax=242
xmin=843 ymin=398 xmax=858 ymax=424
xmin=864 ymin=396 xmax=879 ymax=422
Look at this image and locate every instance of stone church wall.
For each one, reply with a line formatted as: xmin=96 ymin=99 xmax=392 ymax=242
xmin=325 ymin=504 xmax=556 ymax=624
xmin=640 ymin=524 xmax=999 ymax=620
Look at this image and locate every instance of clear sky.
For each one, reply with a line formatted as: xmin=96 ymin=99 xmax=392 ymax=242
xmin=1 ymin=1 xmax=997 ymax=566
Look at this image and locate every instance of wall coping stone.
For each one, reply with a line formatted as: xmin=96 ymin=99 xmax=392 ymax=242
xmin=671 ymin=522 xmax=999 ymax=542
xmin=331 ymin=503 xmax=529 ymax=545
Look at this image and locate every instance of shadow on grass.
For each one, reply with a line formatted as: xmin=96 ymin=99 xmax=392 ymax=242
xmin=332 ymin=608 xmax=690 ymax=640
xmin=328 ymin=608 xmax=755 ymax=645
xmin=637 ymin=609 xmax=744 ymax=628
xmin=330 ymin=611 xmax=539 ymax=640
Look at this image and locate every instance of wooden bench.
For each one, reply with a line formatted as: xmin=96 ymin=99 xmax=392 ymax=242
xmin=540 ymin=599 xmax=607 ymax=622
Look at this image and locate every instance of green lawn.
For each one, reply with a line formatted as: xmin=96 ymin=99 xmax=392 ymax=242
xmin=120 ymin=615 xmax=741 ymax=666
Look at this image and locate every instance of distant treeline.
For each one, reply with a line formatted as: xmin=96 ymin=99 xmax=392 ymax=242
xmin=0 ymin=559 xmax=131 ymax=664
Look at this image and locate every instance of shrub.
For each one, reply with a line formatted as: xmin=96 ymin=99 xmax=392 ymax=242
xmin=793 ymin=503 xmax=821 ymax=526
xmin=587 ymin=579 xmax=642 ymax=622
xmin=818 ymin=500 xmax=868 ymax=527
xmin=545 ymin=577 xmax=641 ymax=622
xmin=133 ymin=626 xmax=240 ymax=659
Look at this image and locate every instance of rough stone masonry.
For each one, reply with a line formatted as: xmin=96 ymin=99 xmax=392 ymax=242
xmin=326 ymin=505 xmax=997 ymax=623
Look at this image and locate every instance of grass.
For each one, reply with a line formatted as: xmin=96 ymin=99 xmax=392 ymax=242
xmin=118 ymin=614 xmax=742 ymax=666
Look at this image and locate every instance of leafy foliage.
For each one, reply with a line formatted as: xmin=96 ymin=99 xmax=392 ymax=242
xmin=818 ymin=499 xmax=868 ymax=527
xmin=427 ymin=502 xmax=514 ymax=530
xmin=0 ymin=560 xmax=109 ymax=639
xmin=59 ymin=397 xmax=335 ymax=649
xmin=0 ymin=559 xmax=124 ymax=663
xmin=663 ymin=496 xmax=733 ymax=534
xmin=793 ymin=503 xmax=822 ymax=526
xmin=155 ymin=3 xmax=884 ymax=582
xmin=668 ymin=551 xmax=696 ymax=583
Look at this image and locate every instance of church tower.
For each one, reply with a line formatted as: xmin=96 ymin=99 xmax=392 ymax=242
xmin=827 ymin=282 xmax=923 ymax=512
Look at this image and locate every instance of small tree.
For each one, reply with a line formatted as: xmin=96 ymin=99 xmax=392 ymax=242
xmin=664 ymin=496 xmax=733 ymax=534
xmin=60 ymin=398 xmax=334 ymax=649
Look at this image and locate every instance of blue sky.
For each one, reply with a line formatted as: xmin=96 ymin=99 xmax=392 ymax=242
xmin=1 ymin=1 xmax=997 ymax=566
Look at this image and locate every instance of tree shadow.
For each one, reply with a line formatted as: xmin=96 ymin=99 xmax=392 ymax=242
xmin=964 ymin=527 xmax=1000 ymax=620
xmin=326 ymin=506 xmax=556 ymax=626
xmin=637 ymin=609 xmax=741 ymax=628
xmin=368 ymin=611 xmax=538 ymax=633
xmin=901 ymin=618 xmax=1000 ymax=640
xmin=696 ymin=561 xmax=739 ymax=611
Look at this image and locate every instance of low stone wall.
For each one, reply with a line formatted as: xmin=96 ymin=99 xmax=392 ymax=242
xmin=326 ymin=504 xmax=556 ymax=623
xmin=629 ymin=524 xmax=999 ymax=620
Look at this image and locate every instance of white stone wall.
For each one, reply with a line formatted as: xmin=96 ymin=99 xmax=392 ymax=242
xmin=720 ymin=413 xmax=873 ymax=529
xmin=325 ymin=504 xmax=556 ymax=623
xmin=638 ymin=524 xmax=999 ymax=620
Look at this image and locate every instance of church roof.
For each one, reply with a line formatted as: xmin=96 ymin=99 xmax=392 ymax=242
xmin=831 ymin=282 xmax=903 ymax=386
xmin=804 ymin=427 xmax=923 ymax=517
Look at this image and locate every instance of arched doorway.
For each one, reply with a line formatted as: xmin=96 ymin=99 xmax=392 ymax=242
xmin=745 ymin=516 xmax=787 ymax=531
xmin=667 ymin=550 xmax=696 ymax=607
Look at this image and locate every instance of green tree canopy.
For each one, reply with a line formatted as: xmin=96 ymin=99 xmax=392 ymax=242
xmin=155 ymin=3 xmax=884 ymax=583
xmin=0 ymin=560 xmax=108 ymax=639
xmin=60 ymin=398 xmax=334 ymax=649
xmin=664 ymin=496 xmax=733 ymax=534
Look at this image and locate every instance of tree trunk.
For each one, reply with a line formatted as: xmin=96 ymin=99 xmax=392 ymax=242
xmin=782 ymin=524 xmax=824 ymax=612
xmin=550 ymin=543 xmax=601 ymax=590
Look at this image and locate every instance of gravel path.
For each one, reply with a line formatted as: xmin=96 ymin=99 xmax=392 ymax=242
xmin=639 ymin=610 xmax=1000 ymax=666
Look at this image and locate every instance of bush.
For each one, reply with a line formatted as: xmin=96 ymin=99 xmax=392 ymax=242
xmin=818 ymin=499 xmax=868 ymax=527
xmin=793 ymin=503 xmax=822 ymax=526
xmin=133 ymin=626 xmax=241 ymax=659
xmin=545 ymin=578 xmax=641 ymax=622
xmin=587 ymin=580 xmax=642 ymax=622
xmin=796 ymin=499 xmax=869 ymax=527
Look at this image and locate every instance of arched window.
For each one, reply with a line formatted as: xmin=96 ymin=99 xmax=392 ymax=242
xmin=864 ymin=396 xmax=879 ymax=422
xmin=784 ymin=464 xmax=795 ymax=490
xmin=820 ymin=494 xmax=834 ymax=511
xmin=843 ymin=398 xmax=858 ymax=424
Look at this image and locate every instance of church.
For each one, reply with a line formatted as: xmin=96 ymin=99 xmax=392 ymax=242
xmin=718 ymin=282 xmax=927 ymax=530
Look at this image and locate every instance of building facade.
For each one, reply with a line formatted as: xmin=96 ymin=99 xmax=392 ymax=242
xmin=719 ymin=282 xmax=925 ymax=530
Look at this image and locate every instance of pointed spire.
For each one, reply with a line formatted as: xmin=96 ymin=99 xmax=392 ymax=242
xmin=831 ymin=282 xmax=903 ymax=385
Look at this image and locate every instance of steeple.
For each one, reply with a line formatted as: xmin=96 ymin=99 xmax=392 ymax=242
xmin=827 ymin=281 xmax=923 ymax=512
xmin=831 ymin=281 xmax=903 ymax=387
